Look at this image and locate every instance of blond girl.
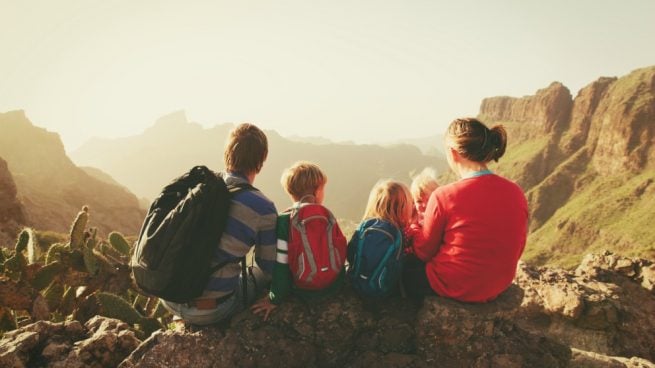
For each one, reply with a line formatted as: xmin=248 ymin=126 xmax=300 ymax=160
xmin=346 ymin=180 xmax=413 ymax=297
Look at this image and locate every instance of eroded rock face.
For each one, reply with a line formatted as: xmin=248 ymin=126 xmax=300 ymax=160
xmin=587 ymin=67 xmax=655 ymax=175
xmin=0 ymin=110 xmax=145 ymax=237
xmin=0 ymin=157 xmax=26 ymax=246
xmin=0 ymin=317 xmax=140 ymax=368
xmin=561 ymin=77 xmax=617 ymax=154
xmin=479 ymin=82 xmax=573 ymax=141
xmin=3 ymin=252 xmax=654 ymax=367
xmin=515 ymin=257 xmax=655 ymax=360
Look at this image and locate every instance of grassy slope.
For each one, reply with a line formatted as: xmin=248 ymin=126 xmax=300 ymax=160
xmin=525 ymin=170 xmax=655 ymax=268
xmin=488 ymin=122 xmax=550 ymax=190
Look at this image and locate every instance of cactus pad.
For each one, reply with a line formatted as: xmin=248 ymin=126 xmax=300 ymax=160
xmin=108 ymin=232 xmax=131 ymax=256
xmin=69 ymin=207 xmax=89 ymax=249
xmin=96 ymin=292 xmax=143 ymax=325
xmin=30 ymin=261 xmax=65 ymax=290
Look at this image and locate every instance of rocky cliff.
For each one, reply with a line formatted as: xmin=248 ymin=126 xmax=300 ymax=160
xmin=0 ymin=157 xmax=26 ymax=246
xmin=0 ymin=111 xmax=145 ymax=238
xmin=1 ymin=252 xmax=654 ymax=367
xmin=478 ymin=66 xmax=655 ymax=267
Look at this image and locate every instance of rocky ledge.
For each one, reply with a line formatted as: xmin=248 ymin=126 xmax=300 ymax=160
xmin=2 ymin=251 xmax=654 ymax=368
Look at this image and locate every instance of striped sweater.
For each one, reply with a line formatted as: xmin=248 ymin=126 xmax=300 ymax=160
xmin=199 ymin=172 xmax=278 ymax=299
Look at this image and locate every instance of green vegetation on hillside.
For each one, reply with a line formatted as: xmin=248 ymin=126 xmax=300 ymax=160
xmin=525 ymin=171 xmax=655 ymax=268
xmin=488 ymin=126 xmax=550 ymax=189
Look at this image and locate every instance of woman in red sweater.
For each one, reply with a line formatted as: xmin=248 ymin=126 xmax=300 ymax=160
xmin=405 ymin=117 xmax=528 ymax=302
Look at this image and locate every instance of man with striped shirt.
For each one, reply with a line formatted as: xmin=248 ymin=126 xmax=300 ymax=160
xmin=162 ymin=123 xmax=277 ymax=325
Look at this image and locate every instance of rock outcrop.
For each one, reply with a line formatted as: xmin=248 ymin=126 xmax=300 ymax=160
xmin=0 ymin=157 xmax=26 ymax=246
xmin=586 ymin=67 xmax=655 ymax=175
xmin=118 ymin=252 xmax=654 ymax=367
xmin=478 ymin=66 xmax=655 ymax=267
xmin=0 ymin=111 xmax=146 ymax=237
xmin=5 ymin=252 xmax=648 ymax=367
xmin=561 ymin=77 xmax=617 ymax=154
xmin=479 ymin=82 xmax=573 ymax=141
xmin=0 ymin=316 xmax=141 ymax=368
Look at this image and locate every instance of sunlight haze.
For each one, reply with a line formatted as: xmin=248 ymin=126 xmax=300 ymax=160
xmin=1 ymin=0 xmax=654 ymax=151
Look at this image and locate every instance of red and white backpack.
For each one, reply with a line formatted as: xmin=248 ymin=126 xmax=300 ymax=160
xmin=287 ymin=203 xmax=347 ymax=290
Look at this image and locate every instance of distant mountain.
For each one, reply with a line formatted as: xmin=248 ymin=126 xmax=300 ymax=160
xmin=286 ymin=135 xmax=336 ymax=145
xmin=385 ymin=135 xmax=446 ymax=157
xmin=478 ymin=65 xmax=655 ymax=267
xmin=72 ymin=111 xmax=447 ymax=223
xmin=0 ymin=111 xmax=146 ymax=239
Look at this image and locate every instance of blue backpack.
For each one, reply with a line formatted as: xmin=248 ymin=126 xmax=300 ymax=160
xmin=348 ymin=218 xmax=405 ymax=297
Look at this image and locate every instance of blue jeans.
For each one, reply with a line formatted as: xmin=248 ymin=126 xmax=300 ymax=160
xmin=162 ymin=266 xmax=267 ymax=326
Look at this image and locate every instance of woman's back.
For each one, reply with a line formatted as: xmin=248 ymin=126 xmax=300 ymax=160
xmin=421 ymin=173 xmax=528 ymax=302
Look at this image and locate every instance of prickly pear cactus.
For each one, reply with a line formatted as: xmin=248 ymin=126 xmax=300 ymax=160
xmin=4 ymin=252 xmax=27 ymax=281
xmin=83 ymin=247 xmax=98 ymax=275
xmin=96 ymin=292 xmax=144 ymax=325
xmin=60 ymin=285 xmax=76 ymax=315
xmin=108 ymin=232 xmax=131 ymax=256
xmin=14 ymin=230 xmax=30 ymax=253
xmin=30 ymin=261 xmax=65 ymax=290
xmin=1 ymin=207 xmax=171 ymax=336
xmin=44 ymin=282 xmax=65 ymax=310
xmin=85 ymin=228 xmax=98 ymax=249
xmin=45 ymin=243 xmax=68 ymax=264
xmin=25 ymin=228 xmax=40 ymax=264
xmin=69 ymin=206 xmax=89 ymax=249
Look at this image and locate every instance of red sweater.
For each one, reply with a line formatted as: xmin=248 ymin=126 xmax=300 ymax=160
xmin=412 ymin=173 xmax=528 ymax=302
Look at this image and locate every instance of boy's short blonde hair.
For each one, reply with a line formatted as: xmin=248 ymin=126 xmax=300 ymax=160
xmin=281 ymin=161 xmax=327 ymax=200
xmin=410 ymin=168 xmax=439 ymax=200
xmin=363 ymin=180 xmax=413 ymax=228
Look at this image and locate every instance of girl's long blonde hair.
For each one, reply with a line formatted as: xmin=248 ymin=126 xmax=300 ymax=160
xmin=363 ymin=180 xmax=414 ymax=228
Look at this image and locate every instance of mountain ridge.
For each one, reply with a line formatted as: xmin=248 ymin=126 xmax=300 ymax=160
xmin=0 ymin=111 xmax=146 ymax=239
xmin=480 ymin=65 xmax=655 ymax=267
xmin=71 ymin=112 xmax=447 ymax=224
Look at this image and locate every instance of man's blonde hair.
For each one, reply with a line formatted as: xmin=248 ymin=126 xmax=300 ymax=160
xmin=224 ymin=123 xmax=268 ymax=174
xmin=281 ymin=161 xmax=327 ymax=200
xmin=363 ymin=180 xmax=413 ymax=228
xmin=410 ymin=167 xmax=439 ymax=200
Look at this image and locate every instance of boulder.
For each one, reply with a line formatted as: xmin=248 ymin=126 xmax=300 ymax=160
xmin=0 ymin=317 xmax=140 ymax=368
xmin=3 ymin=252 xmax=654 ymax=367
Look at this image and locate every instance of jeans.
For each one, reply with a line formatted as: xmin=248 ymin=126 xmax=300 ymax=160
xmin=402 ymin=254 xmax=436 ymax=299
xmin=162 ymin=266 xmax=268 ymax=326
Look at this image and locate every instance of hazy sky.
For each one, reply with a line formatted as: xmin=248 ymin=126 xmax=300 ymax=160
xmin=1 ymin=0 xmax=654 ymax=151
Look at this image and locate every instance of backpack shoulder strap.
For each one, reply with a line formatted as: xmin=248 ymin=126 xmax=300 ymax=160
xmin=227 ymin=182 xmax=256 ymax=194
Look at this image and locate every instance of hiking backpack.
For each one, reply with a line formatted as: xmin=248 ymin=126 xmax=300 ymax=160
xmin=130 ymin=166 xmax=251 ymax=303
xmin=348 ymin=218 xmax=405 ymax=297
xmin=286 ymin=203 xmax=347 ymax=290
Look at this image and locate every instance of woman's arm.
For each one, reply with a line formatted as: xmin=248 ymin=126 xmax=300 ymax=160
xmin=412 ymin=191 xmax=447 ymax=262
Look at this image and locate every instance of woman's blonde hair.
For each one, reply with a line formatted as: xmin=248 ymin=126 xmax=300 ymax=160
xmin=410 ymin=167 xmax=439 ymax=201
xmin=281 ymin=161 xmax=327 ymax=200
xmin=363 ymin=180 xmax=413 ymax=228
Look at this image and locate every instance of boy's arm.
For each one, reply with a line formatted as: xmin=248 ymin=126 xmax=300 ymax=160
xmin=254 ymin=203 xmax=278 ymax=276
xmin=412 ymin=191 xmax=447 ymax=262
xmin=269 ymin=214 xmax=293 ymax=305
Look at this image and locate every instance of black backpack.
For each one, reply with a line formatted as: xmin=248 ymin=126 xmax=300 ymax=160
xmin=130 ymin=166 xmax=252 ymax=303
